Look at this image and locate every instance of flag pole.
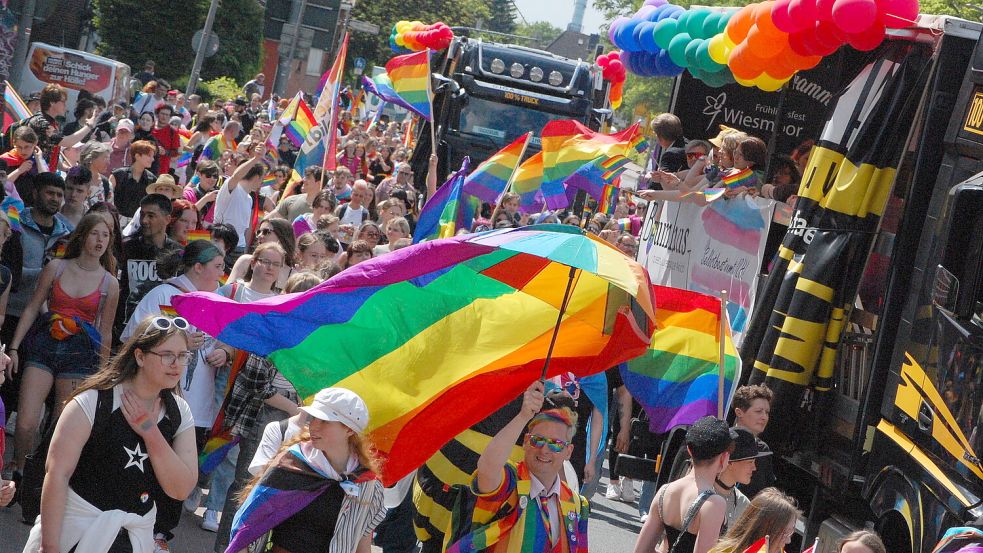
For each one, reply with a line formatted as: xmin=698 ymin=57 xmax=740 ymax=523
xmin=426 ymin=49 xmax=437 ymax=161
xmin=718 ymin=289 xmax=729 ymax=419
xmin=540 ymin=265 xmax=578 ymax=383
xmin=502 ymin=132 xmax=533 ymax=199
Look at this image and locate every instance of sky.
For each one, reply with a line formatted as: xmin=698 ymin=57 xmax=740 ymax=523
xmin=511 ymin=0 xmax=609 ymax=35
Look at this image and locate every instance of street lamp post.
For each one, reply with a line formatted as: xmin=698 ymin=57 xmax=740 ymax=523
xmin=186 ymin=0 xmax=220 ymax=96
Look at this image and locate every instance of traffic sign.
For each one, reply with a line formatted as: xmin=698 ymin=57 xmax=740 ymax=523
xmin=192 ymin=30 xmax=220 ymax=58
xmin=349 ymin=19 xmax=380 ymax=35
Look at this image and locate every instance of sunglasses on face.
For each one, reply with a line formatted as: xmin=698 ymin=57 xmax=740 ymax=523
xmin=686 ymin=152 xmax=706 ymax=159
xmin=528 ymin=433 xmax=570 ymax=453
xmin=138 ymin=316 xmax=190 ymax=338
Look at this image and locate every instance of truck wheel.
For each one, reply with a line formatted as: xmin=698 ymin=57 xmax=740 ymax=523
xmin=876 ymin=512 xmax=913 ymax=553
xmin=667 ymin=445 xmax=691 ymax=483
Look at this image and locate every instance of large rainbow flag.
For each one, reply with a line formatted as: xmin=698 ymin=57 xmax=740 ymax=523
xmin=384 ymin=50 xmax=432 ymax=121
xmin=413 ymin=158 xmax=474 ymax=243
xmin=319 ymin=33 xmax=349 ymax=171
xmin=173 ymin=226 xmax=654 ymax=485
xmin=511 ymin=151 xmax=545 ymax=213
xmin=621 ymin=284 xmax=741 ymax=433
xmin=3 ymin=83 xmax=31 ymax=132
xmin=461 ymin=133 xmax=529 ymax=204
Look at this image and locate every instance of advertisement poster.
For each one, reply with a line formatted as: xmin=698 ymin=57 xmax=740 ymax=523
xmin=29 ymin=45 xmax=113 ymax=92
xmin=638 ymin=196 xmax=775 ymax=345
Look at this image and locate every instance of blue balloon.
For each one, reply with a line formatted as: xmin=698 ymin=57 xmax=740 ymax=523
xmin=639 ymin=51 xmax=659 ymax=77
xmin=657 ymin=49 xmax=684 ymax=77
xmin=635 ymin=4 xmax=658 ymax=20
xmin=649 ymin=4 xmax=673 ymax=21
xmin=661 ymin=5 xmax=686 ymax=20
xmin=617 ymin=18 xmax=643 ymax=52
xmin=637 ymin=21 xmax=659 ymax=52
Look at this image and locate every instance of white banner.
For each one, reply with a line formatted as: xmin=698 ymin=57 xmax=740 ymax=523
xmin=638 ymin=196 xmax=776 ymax=346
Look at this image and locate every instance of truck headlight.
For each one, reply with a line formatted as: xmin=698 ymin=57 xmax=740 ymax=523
xmin=548 ymin=71 xmax=563 ymax=86
xmin=510 ymin=63 xmax=524 ymax=78
xmin=530 ymin=67 xmax=544 ymax=82
xmin=490 ymin=58 xmax=505 ymax=74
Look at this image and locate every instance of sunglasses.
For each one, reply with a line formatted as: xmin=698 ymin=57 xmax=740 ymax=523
xmin=138 ymin=316 xmax=190 ymax=338
xmin=686 ymin=152 xmax=706 ymax=159
xmin=528 ymin=433 xmax=570 ymax=453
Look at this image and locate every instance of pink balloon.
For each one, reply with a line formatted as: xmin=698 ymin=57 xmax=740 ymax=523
xmin=609 ymin=59 xmax=625 ymax=73
xmin=610 ymin=50 xmax=622 ymax=60
xmin=788 ymin=0 xmax=819 ymax=24
xmin=788 ymin=30 xmax=817 ymax=55
xmin=846 ymin=19 xmax=885 ymax=49
xmin=772 ymin=0 xmax=805 ymax=32
xmin=597 ymin=54 xmax=611 ymax=67
xmin=877 ymin=0 xmax=918 ymax=27
xmin=816 ymin=0 xmax=836 ymax=20
xmin=832 ymin=0 xmax=878 ymax=33
xmin=813 ymin=20 xmax=843 ymax=55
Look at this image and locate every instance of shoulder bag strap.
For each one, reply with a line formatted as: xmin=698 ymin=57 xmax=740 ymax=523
xmin=669 ymin=489 xmax=717 ymax=553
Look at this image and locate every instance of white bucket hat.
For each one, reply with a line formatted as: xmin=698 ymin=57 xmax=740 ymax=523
xmin=300 ymin=387 xmax=369 ymax=434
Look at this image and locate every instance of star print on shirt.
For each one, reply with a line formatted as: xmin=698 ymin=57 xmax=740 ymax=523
xmin=124 ymin=443 xmax=149 ymax=473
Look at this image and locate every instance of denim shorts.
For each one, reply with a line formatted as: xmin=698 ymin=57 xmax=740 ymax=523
xmin=23 ymin=328 xmax=101 ymax=379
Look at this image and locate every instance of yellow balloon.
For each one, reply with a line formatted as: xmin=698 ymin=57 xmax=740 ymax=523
xmin=410 ymin=20 xmax=425 ymax=29
xmin=708 ymin=34 xmax=728 ymax=65
xmin=723 ymin=34 xmax=736 ymax=49
xmin=734 ymin=75 xmax=758 ymax=87
xmin=755 ymin=72 xmax=790 ymax=92
xmin=396 ymin=20 xmax=412 ymax=33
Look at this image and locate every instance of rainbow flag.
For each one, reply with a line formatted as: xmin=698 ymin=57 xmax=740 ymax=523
xmin=200 ymin=432 xmax=239 ymax=475
xmin=721 ymin=167 xmax=757 ymax=189
xmin=511 ymin=152 xmax=545 ymax=213
xmin=681 ymin=188 xmax=727 ymax=202
xmin=1 ymin=196 xmax=23 ymax=232
xmin=315 ymin=33 xmax=348 ymax=171
xmin=172 ymin=227 xmax=652 ymax=486
xmin=200 ymin=134 xmax=235 ymax=161
xmin=564 ymin=154 xmax=631 ymax=203
xmin=541 ymin=120 xmax=646 ymax=209
xmin=621 ymin=285 xmax=741 ymax=433
xmin=3 ymin=83 xmax=31 ymax=132
xmin=362 ymin=75 xmax=426 ymax=121
xmin=159 ymin=305 xmax=178 ymax=317
xmin=413 ymin=158 xmax=472 ymax=243
xmin=384 ymin=50 xmax=432 ymax=121
xmin=219 ymin=273 xmax=229 ymax=286
xmin=461 ymin=133 xmax=529 ymax=204
xmin=281 ymin=94 xmax=317 ymax=148
xmin=186 ymin=229 xmax=211 ymax=243
xmin=598 ymin=184 xmax=619 ymax=215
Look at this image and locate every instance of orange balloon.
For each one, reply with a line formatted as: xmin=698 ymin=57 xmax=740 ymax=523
xmin=726 ymin=4 xmax=758 ymax=43
xmin=755 ymin=1 xmax=785 ymax=37
xmin=782 ymin=47 xmax=821 ymax=70
xmin=728 ymin=42 xmax=766 ymax=80
xmin=747 ymin=25 xmax=787 ymax=58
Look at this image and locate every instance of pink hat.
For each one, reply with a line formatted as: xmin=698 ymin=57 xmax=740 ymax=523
xmin=116 ymin=119 xmax=134 ymax=133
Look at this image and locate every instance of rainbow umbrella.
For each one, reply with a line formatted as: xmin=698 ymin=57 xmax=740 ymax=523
xmin=173 ymin=224 xmax=655 ymax=485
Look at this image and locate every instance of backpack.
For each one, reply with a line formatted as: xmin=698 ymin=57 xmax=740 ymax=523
xmin=338 ymin=203 xmax=369 ymax=224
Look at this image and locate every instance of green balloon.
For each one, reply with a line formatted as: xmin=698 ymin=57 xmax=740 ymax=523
xmin=695 ymin=39 xmax=715 ymax=72
xmin=701 ymin=13 xmax=721 ymax=39
xmin=653 ymin=18 xmax=679 ymax=50
xmin=685 ymin=39 xmax=702 ymax=69
xmin=676 ymin=11 xmax=691 ymax=33
xmin=717 ymin=11 xmax=733 ymax=34
xmin=668 ymin=33 xmax=691 ymax=68
xmin=687 ymin=10 xmax=710 ymax=38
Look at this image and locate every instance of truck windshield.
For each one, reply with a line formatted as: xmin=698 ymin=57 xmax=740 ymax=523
xmin=457 ymin=97 xmax=567 ymax=148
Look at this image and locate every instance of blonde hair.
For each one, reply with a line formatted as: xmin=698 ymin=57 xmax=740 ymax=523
xmin=713 ymin=488 xmax=800 ymax=553
xmin=839 ymin=530 xmax=886 ymax=553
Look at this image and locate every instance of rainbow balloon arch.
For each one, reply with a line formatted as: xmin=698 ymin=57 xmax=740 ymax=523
xmin=607 ymin=0 xmax=919 ymax=91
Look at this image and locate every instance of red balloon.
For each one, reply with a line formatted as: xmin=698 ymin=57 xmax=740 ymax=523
xmin=816 ymin=0 xmax=836 ymax=20
xmin=772 ymin=0 xmax=805 ymax=32
xmin=609 ymin=59 xmax=625 ymax=74
xmin=610 ymin=50 xmax=622 ymax=60
xmin=788 ymin=30 xmax=817 ymax=56
xmin=598 ymin=54 xmax=611 ymax=67
xmin=787 ymin=0 xmax=819 ymax=24
xmin=833 ymin=0 xmax=878 ymax=33
xmin=813 ymin=21 xmax=843 ymax=55
xmin=877 ymin=0 xmax=918 ymax=27
xmin=846 ymin=20 xmax=885 ymax=50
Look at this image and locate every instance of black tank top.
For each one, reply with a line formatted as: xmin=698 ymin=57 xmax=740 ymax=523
xmin=271 ymin=480 xmax=345 ymax=553
xmin=664 ymin=525 xmax=698 ymax=553
xmin=70 ymin=388 xmax=180 ymax=516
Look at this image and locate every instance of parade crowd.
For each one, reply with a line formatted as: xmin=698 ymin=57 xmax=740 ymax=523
xmin=0 ymin=62 xmax=888 ymax=553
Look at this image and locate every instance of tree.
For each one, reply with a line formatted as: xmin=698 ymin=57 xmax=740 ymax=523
xmin=93 ymin=0 xmax=208 ymax=82
xmin=349 ymin=0 xmax=492 ymax=70
xmin=484 ymin=0 xmax=517 ymax=33
xmin=201 ymin=0 xmax=264 ymax=83
xmin=514 ymin=21 xmax=563 ymax=48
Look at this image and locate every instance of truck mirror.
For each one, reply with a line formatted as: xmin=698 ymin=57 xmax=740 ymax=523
xmin=932 ymin=265 xmax=960 ymax=313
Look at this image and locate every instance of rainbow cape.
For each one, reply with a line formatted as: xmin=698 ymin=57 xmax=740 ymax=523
xmin=511 ymin=151 xmax=545 ymax=213
xmin=3 ymin=83 xmax=31 ymax=132
xmin=414 ymin=158 xmax=476 ymax=243
xmin=200 ymin=135 xmax=236 ymax=161
xmin=621 ymin=285 xmax=741 ymax=433
xmin=384 ymin=50 xmax=432 ymax=121
xmin=461 ymin=133 xmax=529 ymax=204
xmin=172 ymin=226 xmax=653 ymax=485
xmin=564 ymin=154 xmax=631 ymax=203
xmin=541 ymin=120 xmax=646 ymax=210
xmin=721 ymin=167 xmax=756 ymax=189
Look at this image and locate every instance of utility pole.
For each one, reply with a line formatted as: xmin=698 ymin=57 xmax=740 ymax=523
xmin=274 ymin=0 xmax=309 ymax=97
xmin=10 ymin=0 xmax=37 ymax=85
xmin=186 ymin=0 xmax=220 ymax=96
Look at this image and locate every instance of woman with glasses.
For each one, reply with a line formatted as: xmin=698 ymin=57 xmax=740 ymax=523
xmin=226 ymin=217 xmax=296 ymax=291
xmin=707 ymin=488 xmax=800 ymax=553
xmin=355 ymin=221 xmax=383 ymax=250
xmin=8 ymin=214 xmax=120 ymax=480
xmin=23 ymin=315 xmax=198 ymax=553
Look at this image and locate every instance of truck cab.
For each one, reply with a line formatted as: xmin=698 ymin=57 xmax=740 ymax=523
xmin=411 ymin=32 xmax=608 ymax=184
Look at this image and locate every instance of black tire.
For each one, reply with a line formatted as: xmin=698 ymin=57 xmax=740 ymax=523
xmin=666 ymin=444 xmax=692 ymax=484
xmin=877 ymin=512 xmax=914 ymax=553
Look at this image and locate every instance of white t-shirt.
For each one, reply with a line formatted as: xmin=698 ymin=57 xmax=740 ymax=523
xmin=75 ymin=386 xmax=195 ymax=436
xmin=214 ymin=183 xmax=253 ymax=249
xmin=339 ymin=204 xmax=367 ymax=227
xmin=120 ymin=275 xmax=221 ymax=427
xmin=249 ymin=418 xmax=302 ymax=476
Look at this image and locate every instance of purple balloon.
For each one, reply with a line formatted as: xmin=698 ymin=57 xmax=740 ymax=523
xmin=644 ymin=0 xmax=668 ymax=6
xmin=634 ymin=5 xmax=658 ymax=20
xmin=656 ymin=49 xmax=684 ymax=77
xmin=608 ymin=16 xmax=630 ymax=43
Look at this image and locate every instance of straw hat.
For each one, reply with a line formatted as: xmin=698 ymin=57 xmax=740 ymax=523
xmin=146 ymin=174 xmax=183 ymax=198
xmin=708 ymin=125 xmax=739 ymax=149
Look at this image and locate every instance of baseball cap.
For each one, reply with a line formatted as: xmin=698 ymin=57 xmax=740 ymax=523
xmin=167 ymin=89 xmax=179 ymax=96
xmin=729 ymin=428 xmax=772 ymax=462
xmin=300 ymin=387 xmax=369 ymax=433
xmin=686 ymin=416 xmax=737 ymax=461
xmin=116 ymin=119 xmax=134 ymax=133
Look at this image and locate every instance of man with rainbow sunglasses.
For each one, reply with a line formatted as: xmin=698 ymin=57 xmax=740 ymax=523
xmin=445 ymin=381 xmax=590 ymax=553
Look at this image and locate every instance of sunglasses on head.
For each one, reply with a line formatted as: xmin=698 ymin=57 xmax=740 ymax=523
xmin=528 ymin=433 xmax=570 ymax=452
xmin=139 ymin=316 xmax=190 ymax=338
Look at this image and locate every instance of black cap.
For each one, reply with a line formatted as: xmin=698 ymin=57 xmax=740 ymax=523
xmin=234 ymin=96 xmax=247 ymax=106
xmin=730 ymin=428 xmax=772 ymax=462
xmin=686 ymin=416 xmax=737 ymax=461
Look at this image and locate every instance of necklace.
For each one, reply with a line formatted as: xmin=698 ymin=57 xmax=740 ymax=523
xmin=715 ymin=477 xmax=735 ymax=491
xmin=75 ymin=259 xmax=101 ymax=272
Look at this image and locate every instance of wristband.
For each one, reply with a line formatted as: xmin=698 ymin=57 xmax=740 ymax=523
xmin=8 ymin=348 xmax=16 ymax=352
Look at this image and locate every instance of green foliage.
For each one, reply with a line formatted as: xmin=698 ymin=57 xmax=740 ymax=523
xmin=197 ymin=76 xmax=242 ymax=101
xmin=514 ymin=21 xmax=564 ymax=48
xmin=485 ymin=0 xmax=517 ymax=33
xmin=349 ymin=0 xmax=492 ymax=69
xmin=93 ymin=0 xmax=207 ymax=82
xmin=201 ymin=0 xmax=264 ymax=83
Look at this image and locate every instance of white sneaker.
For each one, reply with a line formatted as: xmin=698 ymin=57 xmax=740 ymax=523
xmin=604 ymin=480 xmax=623 ymax=500
xmin=621 ymin=478 xmax=637 ymax=502
xmin=183 ymin=487 xmax=202 ymax=513
xmin=201 ymin=509 xmax=220 ymax=532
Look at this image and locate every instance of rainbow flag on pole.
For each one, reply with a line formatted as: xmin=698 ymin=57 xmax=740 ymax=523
xmin=511 ymin=152 xmax=545 ymax=213
xmin=362 ymin=74 xmax=426 ymax=120
xmin=284 ymin=96 xmax=316 ymax=148
xmin=721 ymin=167 xmax=757 ymax=189
xmin=384 ymin=50 xmax=432 ymax=121
xmin=3 ymin=83 xmax=31 ymax=132
xmin=200 ymin=134 xmax=235 ymax=161
xmin=563 ymin=154 xmax=631 ymax=203
xmin=461 ymin=133 xmax=529 ymax=204
xmin=621 ymin=285 xmax=741 ymax=433
xmin=413 ymin=158 xmax=473 ymax=243
xmin=315 ymin=33 xmax=348 ymax=171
